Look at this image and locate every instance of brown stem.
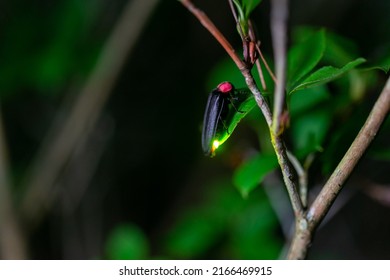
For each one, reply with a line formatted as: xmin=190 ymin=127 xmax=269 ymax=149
xmin=272 ymin=134 xmax=304 ymax=217
xmin=307 ymin=77 xmax=390 ymax=226
xmin=181 ymin=0 xmax=390 ymax=259
xmin=288 ymin=76 xmax=390 ymax=259
xmin=268 ymin=0 xmax=303 ymax=217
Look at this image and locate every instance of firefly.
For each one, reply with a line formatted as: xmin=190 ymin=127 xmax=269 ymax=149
xmin=201 ymin=81 xmax=236 ymax=157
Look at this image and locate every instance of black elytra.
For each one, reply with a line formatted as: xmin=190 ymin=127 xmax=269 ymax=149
xmin=201 ymin=81 xmax=235 ymax=157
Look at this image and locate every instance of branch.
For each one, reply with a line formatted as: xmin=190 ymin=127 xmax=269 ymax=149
xmin=307 ymin=77 xmax=390 ymax=226
xmin=20 ymin=0 xmax=160 ymax=225
xmin=268 ymin=0 xmax=303 ymax=218
xmin=288 ymin=76 xmax=390 ymax=259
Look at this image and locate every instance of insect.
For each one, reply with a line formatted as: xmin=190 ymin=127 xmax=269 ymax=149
xmin=201 ymin=81 xmax=237 ymax=157
xmin=201 ymin=81 xmax=257 ymax=157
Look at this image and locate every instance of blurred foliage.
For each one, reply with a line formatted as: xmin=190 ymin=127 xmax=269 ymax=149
xmin=162 ymin=180 xmax=282 ymax=259
xmin=105 ymin=224 xmax=149 ymax=260
xmin=195 ymin=22 xmax=390 ymax=259
xmin=1 ymin=0 xmax=390 ymax=260
xmin=0 ymin=0 xmax=101 ymax=96
xmin=233 ymin=152 xmax=278 ymax=197
xmin=99 ymin=24 xmax=390 ymax=259
xmin=103 ymin=181 xmax=282 ymax=260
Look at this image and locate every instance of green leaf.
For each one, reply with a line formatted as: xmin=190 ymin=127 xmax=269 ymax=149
xmin=105 ymin=224 xmax=149 ymax=260
xmin=290 ymin=110 xmax=331 ymax=155
xmin=215 ymin=89 xmax=257 ymax=149
xmin=233 ymin=152 xmax=279 ymax=197
xmin=231 ymin=0 xmax=262 ymax=35
xmin=287 ymin=29 xmax=326 ymax=92
xmin=290 ymin=57 xmax=366 ymax=93
xmin=362 ymin=64 xmax=390 ymax=73
xmin=231 ymin=0 xmax=248 ymax=35
xmin=241 ymin=0 xmax=263 ymax=18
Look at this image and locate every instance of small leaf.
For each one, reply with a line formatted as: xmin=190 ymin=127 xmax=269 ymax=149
xmin=233 ymin=152 xmax=278 ymax=197
xmin=231 ymin=0 xmax=248 ymax=35
xmin=287 ymin=29 xmax=326 ymax=92
xmin=362 ymin=64 xmax=390 ymax=73
xmin=360 ymin=53 xmax=390 ymax=74
xmin=241 ymin=0 xmax=263 ymax=18
xmin=290 ymin=57 xmax=366 ymax=93
xmin=231 ymin=0 xmax=262 ymax=35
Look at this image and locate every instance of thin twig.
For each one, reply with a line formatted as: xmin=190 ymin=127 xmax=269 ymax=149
xmin=228 ymin=0 xmax=240 ymax=36
xmin=244 ymin=23 xmax=275 ymax=93
xmin=244 ymin=20 xmax=267 ymax=90
xmin=256 ymin=43 xmax=277 ymax=84
xmin=287 ymin=150 xmax=308 ymax=207
xmin=255 ymin=58 xmax=267 ymax=90
xmin=288 ymin=76 xmax=390 ymax=259
xmin=271 ymin=135 xmax=303 ymax=217
xmin=270 ymin=0 xmax=288 ymax=135
xmin=20 ymin=0 xmax=160 ymax=224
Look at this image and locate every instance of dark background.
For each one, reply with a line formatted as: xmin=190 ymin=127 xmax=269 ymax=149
xmin=1 ymin=0 xmax=390 ymax=259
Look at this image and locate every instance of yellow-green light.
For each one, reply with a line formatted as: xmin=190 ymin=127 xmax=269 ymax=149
xmin=212 ymin=140 xmax=220 ymax=151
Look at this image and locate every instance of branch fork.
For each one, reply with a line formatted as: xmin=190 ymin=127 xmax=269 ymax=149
xmin=180 ymin=0 xmax=390 ymax=259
